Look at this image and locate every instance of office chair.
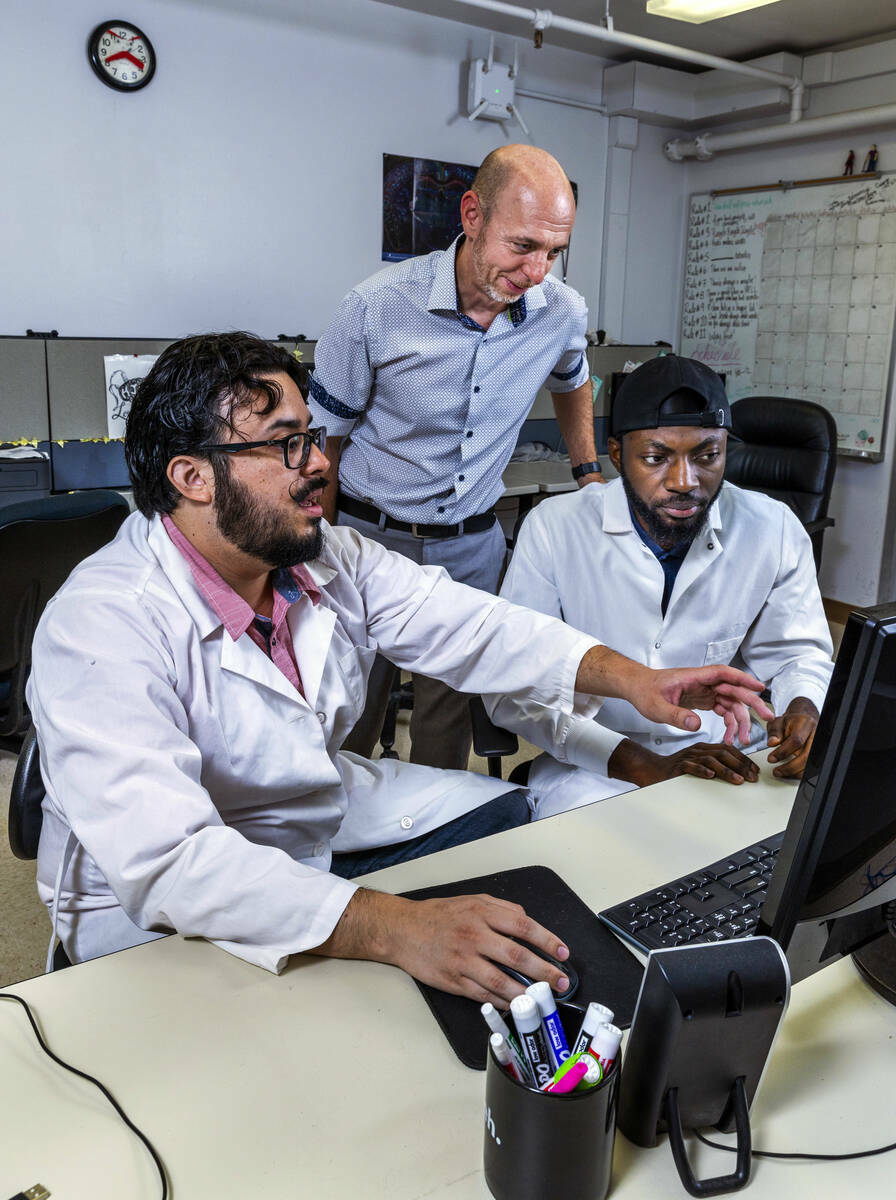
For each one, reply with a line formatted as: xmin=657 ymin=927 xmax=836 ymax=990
xmin=0 ymin=490 xmax=130 ymax=748
xmin=8 ymin=725 xmax=71 ymax=969
xmin=468 ymin=695 xmax=537 ymax=787
xmin=723 ymin=397 xmax=837 ymax=571
xmin=379 ymin=668 xmax=414 ymax=759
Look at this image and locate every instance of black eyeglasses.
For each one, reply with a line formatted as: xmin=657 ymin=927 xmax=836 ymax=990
xmin=199 ymin=426 xmax=327 ymax=470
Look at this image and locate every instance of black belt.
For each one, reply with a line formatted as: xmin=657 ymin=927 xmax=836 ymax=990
xmin=338 ymin=494 xmax=496 ymax=539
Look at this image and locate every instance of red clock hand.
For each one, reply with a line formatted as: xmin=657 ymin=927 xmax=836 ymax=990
xmin=105 ymin=50 xmax=146 ymax=69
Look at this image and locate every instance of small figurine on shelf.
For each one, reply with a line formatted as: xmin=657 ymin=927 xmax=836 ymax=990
xmin=843 ymin=149 xmax=855 ymax=176
xmin=863 ymin=144 xmax=879 ymax=173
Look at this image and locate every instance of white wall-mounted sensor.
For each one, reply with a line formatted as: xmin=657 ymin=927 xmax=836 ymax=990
xmin=466 ymin=39 xmax=529 ymax=135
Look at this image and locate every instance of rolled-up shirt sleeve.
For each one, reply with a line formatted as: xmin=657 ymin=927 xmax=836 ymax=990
xmin=308 ymin=290 xmax=372 ymax=437
xmin=547 ymin=296 xmax=589 ymax=393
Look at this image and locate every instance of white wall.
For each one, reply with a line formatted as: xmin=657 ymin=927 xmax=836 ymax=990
xmin=618 ymin=96 xmax=896 ymax=607
xmin=0 ymin=0 xmax=607 ymax=340
xmin=614 ymin=120 xmax=688 ymax=346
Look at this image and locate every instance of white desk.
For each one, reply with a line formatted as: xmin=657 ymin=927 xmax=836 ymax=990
xmin=3 ymin=759 xmax=895 ymax=1199
xmin=503 ymin=460 xmax=578 ymax=496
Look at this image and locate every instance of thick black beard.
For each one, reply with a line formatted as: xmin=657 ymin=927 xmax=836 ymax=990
xmin=618 ymin=455 xmax=721 ymax=551
xmin=215 ymin=468 xmax=326 ymax=567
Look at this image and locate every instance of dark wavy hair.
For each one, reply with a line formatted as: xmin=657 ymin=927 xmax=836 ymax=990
xmin=125 ymin=332 xmax=308 ymax=517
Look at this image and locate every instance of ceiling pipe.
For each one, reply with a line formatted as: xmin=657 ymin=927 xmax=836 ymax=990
xmin=665 ymin=102 xmax=896 ymax=160
xmin=516 ymin=86 xmax=606 ymax=113
xmin=450 ymin=0 xmax=805 ymax=119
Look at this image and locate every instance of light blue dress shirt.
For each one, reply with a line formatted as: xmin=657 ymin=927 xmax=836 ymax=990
xmin=309 ymin=236 xmax=589 ymax=524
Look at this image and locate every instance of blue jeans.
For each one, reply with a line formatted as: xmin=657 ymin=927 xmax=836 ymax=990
xmin=329 ymin=789 xmax=530 ymax=879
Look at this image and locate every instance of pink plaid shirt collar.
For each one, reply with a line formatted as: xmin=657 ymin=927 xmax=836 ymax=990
xmin=161 ymin=514 xmax=320 ymax=642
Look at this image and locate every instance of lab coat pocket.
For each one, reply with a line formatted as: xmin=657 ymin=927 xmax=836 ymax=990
xmin=213 ymin=678 xmax=311 ymax=793
xmin=702 ymin=635 xmax=743 ymax=666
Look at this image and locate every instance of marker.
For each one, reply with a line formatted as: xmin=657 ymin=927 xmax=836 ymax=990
xmin=510 ymin=994 xmax=554 ymax=1090
xmin=526 ymin=981 xmax=571 ymax=1071
xmin=574 ymin=1054 xmax=604 ymax=1091
xmin=587 ymin=1022 xmax=623 ymax=1073
xmin=571 ymin=1002 xmax=615 ymax=1056
xmin=490 ymin=1032 xmax=525 ymax=1083
xmin=545 ymin=1058 xmax=589 ymax=1094
xmin=541 ymin=1049 xmax=604 ymax=1090
xmin=481 ymin=1003 xmax=532 ymax=1083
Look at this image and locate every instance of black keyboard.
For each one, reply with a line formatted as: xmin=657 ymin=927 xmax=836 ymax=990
xmin=599 ymin=830 xmax=785 ymax=953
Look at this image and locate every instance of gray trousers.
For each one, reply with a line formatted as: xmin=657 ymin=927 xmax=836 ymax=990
xmin=338 ymin=508 xmax=507 ymax=770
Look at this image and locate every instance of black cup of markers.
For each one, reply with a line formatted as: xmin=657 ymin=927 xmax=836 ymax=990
xmin=483 ymin=1002 xmax=619 ymax=1200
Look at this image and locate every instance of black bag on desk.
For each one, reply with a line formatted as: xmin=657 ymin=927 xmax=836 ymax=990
xmin=402 ymin=865 xmax=643 ymax=1069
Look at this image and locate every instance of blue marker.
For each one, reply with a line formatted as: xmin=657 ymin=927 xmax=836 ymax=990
xmin=526 ymin=981 xmax=570 ymax=1071
xmin=510 ymin=994 xmax=554 ymax=1090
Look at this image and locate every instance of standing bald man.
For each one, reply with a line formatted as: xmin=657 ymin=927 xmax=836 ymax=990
xmin=309 ymin=145 xmax=603 ymax=770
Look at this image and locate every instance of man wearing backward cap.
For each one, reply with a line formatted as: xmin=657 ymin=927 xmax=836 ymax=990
xmin=487 ymin=354 xmax=834 ymax=818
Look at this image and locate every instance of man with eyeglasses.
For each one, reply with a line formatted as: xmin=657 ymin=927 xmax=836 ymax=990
xmin=28 ymin=332 xmax=772 ymax=1001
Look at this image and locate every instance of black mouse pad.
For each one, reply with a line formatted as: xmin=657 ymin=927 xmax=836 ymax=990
xmin=402 ymin=864 xmax=644 ymax=1070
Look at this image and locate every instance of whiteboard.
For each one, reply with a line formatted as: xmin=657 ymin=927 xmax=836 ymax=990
xmin=681 ymin=174 xmax=896 ymax=460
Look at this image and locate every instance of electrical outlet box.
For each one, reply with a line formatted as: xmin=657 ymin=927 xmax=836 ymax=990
xmin=467 ymin=57 xmax=516 ymax=121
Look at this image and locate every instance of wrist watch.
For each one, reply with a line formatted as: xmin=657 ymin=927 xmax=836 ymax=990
xmin=572 ymin=460 xmax=602 ymax=480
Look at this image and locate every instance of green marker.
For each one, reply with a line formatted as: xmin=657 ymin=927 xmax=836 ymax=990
xmin=546 ymin=1051 xmax=603 ymax=1092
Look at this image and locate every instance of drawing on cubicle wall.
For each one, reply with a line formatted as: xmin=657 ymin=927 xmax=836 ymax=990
xmin=681 ymin=174 xmax=896 ymax=460
xmin=104 ymin=354 xmax=157 ymax=437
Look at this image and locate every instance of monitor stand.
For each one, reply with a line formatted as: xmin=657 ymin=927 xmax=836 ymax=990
xmin=852 ymin=931 xmax=896 ymax=1007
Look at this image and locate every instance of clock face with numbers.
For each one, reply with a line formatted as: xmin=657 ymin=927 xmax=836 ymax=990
xmin=87 ymin=21 xmax=156 ymax=92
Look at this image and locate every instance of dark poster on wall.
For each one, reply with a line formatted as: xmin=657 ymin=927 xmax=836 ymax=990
xmin=382 ymin=153 xmax=476 ymax=262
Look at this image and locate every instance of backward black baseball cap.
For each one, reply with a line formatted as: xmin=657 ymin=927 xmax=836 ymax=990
xmin=611 ymin=355 xmax=731 ymax=437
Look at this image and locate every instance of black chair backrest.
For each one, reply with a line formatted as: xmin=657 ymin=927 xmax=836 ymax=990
xmin=0 ymin=491 xmax=130 ymax=666
xmin=9 ymin=725 xmax=44 ymax=859
xmin=723 ymin=396 xmax=837 ymax=527
xmin=0 ymin=490 xmax=130 ymax=740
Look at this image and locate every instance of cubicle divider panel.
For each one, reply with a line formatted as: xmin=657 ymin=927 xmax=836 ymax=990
xmin=1 ymin=335 xmax=313 ymax=499
xmin=0 ymin=337 xmax=50 ymax=442
xmin=46 ymin=338 xmax=174 ymax=440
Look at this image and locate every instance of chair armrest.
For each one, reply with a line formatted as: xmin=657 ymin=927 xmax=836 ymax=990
xmin=803 ymin=516 xmax=835 ymax=536
xmin=469 ymin=696 xmax=518 ymax=760
xmin=9 ymin=725 xmax=45 ymax=859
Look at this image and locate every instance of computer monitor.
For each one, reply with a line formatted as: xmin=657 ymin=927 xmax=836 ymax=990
xmin=757 ymin=601 xmax=896 ymax=1001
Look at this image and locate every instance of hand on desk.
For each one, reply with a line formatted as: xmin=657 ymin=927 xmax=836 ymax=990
xmin=312 ymin=888 xmax=569 ymax=1005
xmin=766 ymin=696 xmax=819 ymax=778
xmin=609 ymin=737 xmax=760 ymax=788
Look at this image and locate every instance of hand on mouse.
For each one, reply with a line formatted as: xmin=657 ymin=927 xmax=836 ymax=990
xmin=313 ymin=889 xmax=569 ymax=1006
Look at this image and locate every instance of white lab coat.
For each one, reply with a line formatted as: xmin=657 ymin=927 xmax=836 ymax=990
xmin=487 ymin=479 xmax=833 ymax=816
xmin=27 ymin=513 xmax=597 ymax=972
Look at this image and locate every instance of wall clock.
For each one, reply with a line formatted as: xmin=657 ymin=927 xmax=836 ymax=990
xmin=87 ymin=21 xmax=156 ymax=92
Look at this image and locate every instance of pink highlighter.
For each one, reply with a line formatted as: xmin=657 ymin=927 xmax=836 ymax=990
xmin=545 ymin=1058 xmax=590 ymax=1094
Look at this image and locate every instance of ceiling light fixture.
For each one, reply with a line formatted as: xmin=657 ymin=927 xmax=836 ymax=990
xmin=646 ymin=0 xmax=782 ymax=24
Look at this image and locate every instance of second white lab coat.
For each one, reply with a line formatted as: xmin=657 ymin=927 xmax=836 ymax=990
xmin=28 ymin=514 xmax=598 ymax=972
xmin=487 ymin=479 xmax=833 ymax=815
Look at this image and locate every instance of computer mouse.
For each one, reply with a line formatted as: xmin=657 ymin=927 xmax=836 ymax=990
xmin=495 ymin=940 xmax=579 ymax=1001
